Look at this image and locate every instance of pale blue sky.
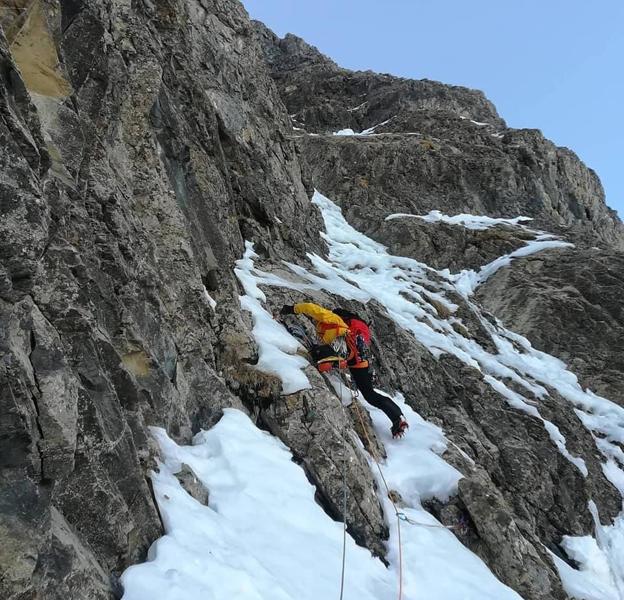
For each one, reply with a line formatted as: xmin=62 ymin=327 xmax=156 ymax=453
xmin=243 ymin=0 xmax=623 ymax=217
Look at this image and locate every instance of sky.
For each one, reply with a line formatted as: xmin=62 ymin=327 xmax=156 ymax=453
xmin=243 ymin=0 xmax=623 ymax=217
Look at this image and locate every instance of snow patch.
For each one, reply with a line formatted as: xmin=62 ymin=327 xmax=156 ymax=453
xmin=334 ymin=128 xmax=358 ymax=136
xmin=551 ymin=551 xmax=620 ymax=600
xmin=552 ymin=506 xmax=624 ymax=600
xmin=201 ymin=286 xmax=217 ymax=311
xmin=385 ymin=210 xmax=533 ymax=230
xmin=460 ymin=115 xmax=490 ymax=127
xmin=333 ymin=118 xmax=392 ymax=137
xmin=234 ymin=242 xmax=310 ymax=395
xmin=450 ymin=239 xmax=575 ymax=297
xmin=365 ymin=391 xmax=462 ymax=504
xmin=122 ymin=409 xmax=521 ymax=600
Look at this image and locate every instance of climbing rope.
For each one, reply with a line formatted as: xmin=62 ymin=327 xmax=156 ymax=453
xmin=278 ymin=315 xmax=457 ymax=599
xmin=338 ymin=376 xmax=348 ymax=600
xmin=315 ymin=360 xmax=407 ymax=600
xmin=348 ymin=385 xmax=404 ymax=600
xmin=317 ymin=368 xmax=460 ymax=600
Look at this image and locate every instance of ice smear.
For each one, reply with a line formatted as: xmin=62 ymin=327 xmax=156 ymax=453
xmin=122 ymin=409 xmax=521 ymax=600
xmin=451 ymin=239 xmax=574 ymax=297
xmin=385 ymin=210 xmax=533 ymax=230
xmin=202 ymin=286 xmax=217 ymax=311
xmin=385 ymin=209 xmax=574 ymax=296
xmin=234 ymin=242 xmax=310 ymax=395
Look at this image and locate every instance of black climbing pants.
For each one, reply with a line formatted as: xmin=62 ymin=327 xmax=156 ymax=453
xmin=350 ymin=367 xmax=403 ymax=424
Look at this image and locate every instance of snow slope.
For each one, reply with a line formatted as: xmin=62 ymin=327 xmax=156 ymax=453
xmin=234 ymin=243 xmax=311 ymax=395
xmin=121 ymin=408 xmax=522 ymax=600
xmin=230 ymin=190 xmax=624 ymax=596
xmin=124 ymin=190 xmax=624 ymax=600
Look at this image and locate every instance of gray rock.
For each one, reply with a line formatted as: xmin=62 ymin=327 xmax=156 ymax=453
xmin=373 ymin=217 xmax=533 ymax=272
xmin=253 ymin=21 xmax=507 ymax=132
xmin=297 ymin=132 xmax=624 ymax=252
xmin=259 ymin=379 xmax=389 ymax=558
xmin=176 ymin=464 xmax=209 ymax=506
xmin=477 ymin=248 xmax=624 ymax=402
xmin=1 ymin=2 xmax=623 ymax=599
xmin=254 ymin=24 xmax=624 ymax=250
xmin=459 ymin=470 xmax=566 ymax=600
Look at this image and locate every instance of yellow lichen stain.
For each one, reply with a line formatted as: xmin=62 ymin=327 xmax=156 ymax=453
xmin=451 ymin=322 xmax=472 ymax=339
xmin=122 ymin=351 xmax=152 ymax=378
xmin=7 ymin=0 xmax=72 ymax=97
xmin=428 ymin=298 xmax=453 ymax=319
xmin=284 ymin=396 xmax=299 ymax=411
xmin=241 ymin=127 xmax=253 ymax=144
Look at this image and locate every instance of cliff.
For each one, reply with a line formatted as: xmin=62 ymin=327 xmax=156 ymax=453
xmin=1 ymin=2 xmax=623 ymax=599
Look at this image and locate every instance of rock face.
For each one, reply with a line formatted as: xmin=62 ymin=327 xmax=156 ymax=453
xmin=1 ymin=3 xmax=623 ymax=600
xmin=253 ymin=23 xmax=506 ymax=132
xmin=0 ymin=1 xmax=313 ymax=597
xmin=477 ymin=248 xmax=624 ymax=402
xmin=253 ymin=21 xmax=624 ymax=252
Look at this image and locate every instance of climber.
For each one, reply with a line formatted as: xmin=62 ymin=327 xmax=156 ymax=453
xmin=280 ymin=302 xmax=409 ymax=438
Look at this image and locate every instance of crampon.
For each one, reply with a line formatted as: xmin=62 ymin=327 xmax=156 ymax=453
xmin=391 ymin=416 xmax=409 ymax=438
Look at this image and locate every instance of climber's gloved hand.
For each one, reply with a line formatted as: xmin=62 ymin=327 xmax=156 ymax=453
xmin=280 ymin=304 xmax=295 ymax=316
